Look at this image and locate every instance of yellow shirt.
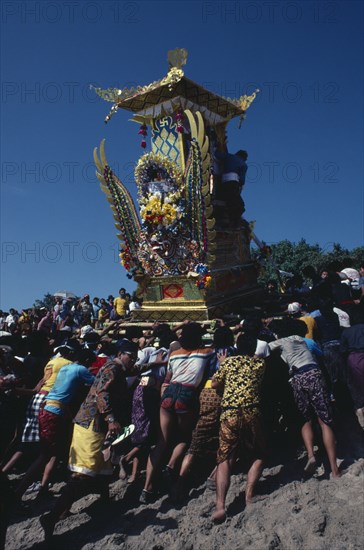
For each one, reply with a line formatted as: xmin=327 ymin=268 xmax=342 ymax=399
xmin=213 ymin=355 xmax=265 ymax=422
xmin=299 ymin=316 xmax=318 ymax=340
xmin=98 ymin=308 xmax=108 ymax=320
xmin=114 ymin=297 xmax=127 ymax=316
xmin=41 ymin=357 xmax=72 ymax=393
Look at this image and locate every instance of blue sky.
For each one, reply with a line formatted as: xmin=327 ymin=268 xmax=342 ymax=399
xmin=1 ymin=0 xmax=363 ymax=311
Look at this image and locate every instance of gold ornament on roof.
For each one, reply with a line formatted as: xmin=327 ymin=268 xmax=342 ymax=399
xmin=224 ymin=88 xmax=260 ymax=110
xmin=168 ymin=48 xmax=188 ymax=70
xmin=160 ymin=67 xmax=184 ymax=91
xmin=92 ymin=49 xmax=188 ymax=123
xmin=234 ymin=89 xmax=260 ymax=128
xmin=239 ymin=89 xmax=260 ymax=111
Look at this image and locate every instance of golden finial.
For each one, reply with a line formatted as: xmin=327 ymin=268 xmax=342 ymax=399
xmin=168 ymin=48 xmax=188 ymax=70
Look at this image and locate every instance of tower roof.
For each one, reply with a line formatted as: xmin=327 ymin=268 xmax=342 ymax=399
xmin=93 ymin=48 xmax=258 ymax=125
xmin=116 ymin=76 xmax=244 ymax=123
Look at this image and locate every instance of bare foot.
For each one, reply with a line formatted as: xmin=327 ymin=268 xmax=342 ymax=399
xmin=127 ymin=474 xmax=136 ymax=484
xmin=330 ymin=470 xmax=342 ymax=479
xmin=304 ymin=456 xmax=317 ymax=476
xmin=245 ymin=495 xmax=267 ymax=506
xmin=119 ymin=456 xmax=127 ymax=480
xmin=212 ymin=508 xmax=226 ymax=523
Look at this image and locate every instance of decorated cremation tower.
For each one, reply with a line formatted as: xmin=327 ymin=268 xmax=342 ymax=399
xmin=93 ymin=49 xmax=261 ymax=321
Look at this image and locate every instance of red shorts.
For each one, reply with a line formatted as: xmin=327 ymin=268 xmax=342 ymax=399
xmin=160 ymin=383 xmax=197 ymax=414
xmin=39 ymin=407 xmax=68 ymax=457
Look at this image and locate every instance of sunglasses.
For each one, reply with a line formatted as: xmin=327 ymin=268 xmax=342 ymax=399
xmin=123 ymin=351 xmax=137 ymax=359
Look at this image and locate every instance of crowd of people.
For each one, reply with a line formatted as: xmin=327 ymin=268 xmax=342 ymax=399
xmin=0 ymin=288 xmax=141 ymax=338
xmin=0 ymin=261 xmax=363 ymax=543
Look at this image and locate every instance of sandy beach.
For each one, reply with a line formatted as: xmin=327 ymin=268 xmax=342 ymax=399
xmin=5 ymin=416 xmax=364 ymax=550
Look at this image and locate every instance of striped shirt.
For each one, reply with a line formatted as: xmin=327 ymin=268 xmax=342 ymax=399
xmin=167 ymin=347 xmax=214 ymax=387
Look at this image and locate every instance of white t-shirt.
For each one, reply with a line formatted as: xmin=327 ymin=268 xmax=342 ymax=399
xmin=168 ymin=347 xmax=215 ymax=387
xmin=6 ymin=314 xmax=18 ymax=327
xmin=136 ymin=346 xmax=156 ymax=366
xmin=333 ymin=307 xmax=350 ymax=328
xmin=255 ymin=339 xmax=270 ymax=358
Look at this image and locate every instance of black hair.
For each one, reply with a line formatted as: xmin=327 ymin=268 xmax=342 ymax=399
xmin=124 ymin=326 xmax=143 ymax=340
xmin=152 ymin=324 xmax=171 ymax=338
xmin=271 ymin=318 xmax=307 ymax=338
xmin=83 ymin=332 xmax=100 ymax=344
xmin=243 ymin=317 xmax=262 ymax=337
xmin=349 ymin=307 xmax=364 ymax=326
xmin=159 ymin=330 xmax=176 ymax=349
xmin=236 ymin=334 xmax=256 ymax=357
xmin=57 ymin=339 xmax=81 ymax=360
xmin=235 ymin=150 xmax=248 ymax=160
xmin=152 ymin=324 xmax=175 ymax=349
xmin=179 ymin=323 xmax=204 ymax=350
xmin=77 ymin=349 xmax=96 ymax=367
xmin=213 ymin=326 xmax=234 ymax=348
xmin=98 ymin=341 xmax=117 ymax=356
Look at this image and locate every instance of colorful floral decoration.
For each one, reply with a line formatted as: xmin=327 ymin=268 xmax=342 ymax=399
xmin=95 ymin=107 xmax=215 ymax=283
xmin=135 ymin=152 xmax=184 ymax=193
xmin=193 ymin=263 xmax=212 ymax=289
xmin=175 ymin=108 xmax=184 ymax=133
xmin=136 ymin=153 xmax=185 ymax=238
xmin=133 ymin=151 xmax=202 ymax=276
xmin=184 ymin=140 xmax=208 ymax=258
xmin=140 ymin=195 xmax=181 ymax=227
xmin=102 ymin=165 xmax=143 ymax=280
xmin=138 ymin=123 xmax=148 ymax=149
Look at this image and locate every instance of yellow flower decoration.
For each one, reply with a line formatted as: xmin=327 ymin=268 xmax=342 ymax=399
xmin=140 ymin=196 xmax=179 ymax=226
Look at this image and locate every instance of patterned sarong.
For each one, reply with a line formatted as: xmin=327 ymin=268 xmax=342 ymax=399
xmin=188 ymin=388 xmax=221 ymax=458
xmin=217 ymin=408 xmax=266 ymax=464
xmin=21 ymin=392 xmax=47 ymax=443
xmin=290 ymin=368 xmax=333 ymax=425
xmin=131 ymin=385 xmax=160 ymax=447
xmin=347 ymin=352 xmax=364 ymax=408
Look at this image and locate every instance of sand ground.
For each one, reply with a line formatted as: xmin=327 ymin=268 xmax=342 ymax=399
xmin=5 ymin=418 xmax=364 ymax=550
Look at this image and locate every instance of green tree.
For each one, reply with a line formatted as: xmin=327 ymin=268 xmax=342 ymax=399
xmin=253 ymin=240 xmax=364 ymax=285
xmin=33 ymin=292 xmax=55 ymax=310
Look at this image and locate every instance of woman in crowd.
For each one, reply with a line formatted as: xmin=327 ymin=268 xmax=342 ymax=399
xmin=211 ymin=333 xmax=267 ymax=522
xmin=269 ymin=319 xmax=341 ymax=478
xmin=119 ymin=326 xmax=174 ymax=483
xmin=140 ymin=323 xmax=214 ymax=503
xmin=172 ymin=326 xmax=236 ymax=498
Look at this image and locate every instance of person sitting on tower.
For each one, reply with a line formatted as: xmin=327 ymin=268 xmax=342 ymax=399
xmin=214 ymin=148 xmax=248 ymax=227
